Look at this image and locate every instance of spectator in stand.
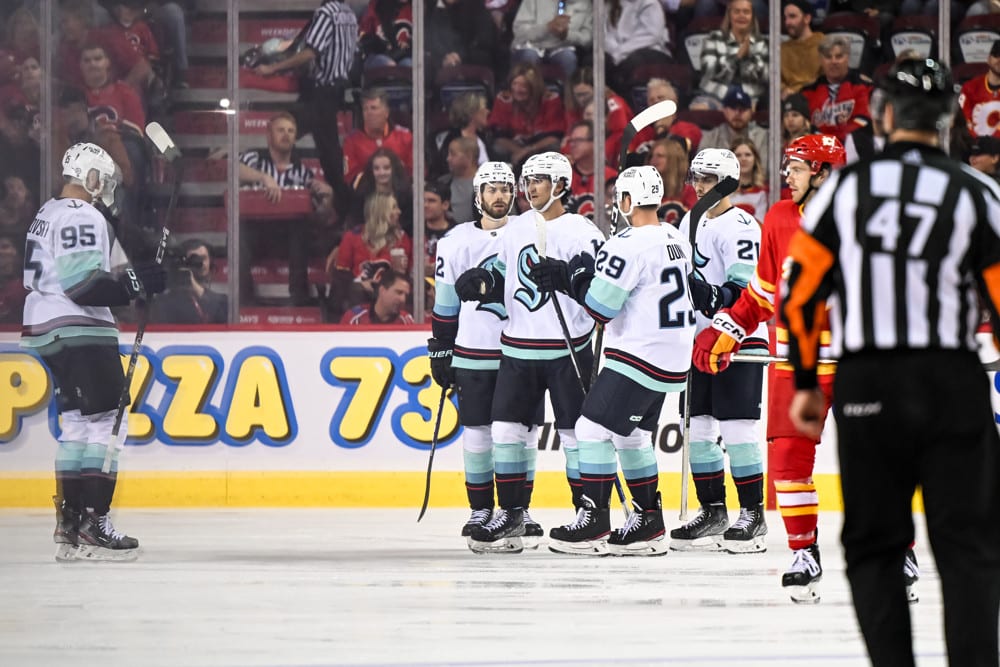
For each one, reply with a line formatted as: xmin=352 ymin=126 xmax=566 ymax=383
xmin=967 ymin=135 xmax=1000 ymax=187
xmin=423 ymin=181 xmax=455 ymax=281
xmin=781 ymin=92 xmax=813 ymax=149
xmin=605 ymin=0 xmax=672 ymax=100
xmin=2 ymin=7 xmax=39 ymax=62
xmin=799 ymin=34 xmax=872 ymax=144
xmin=844 ymin=87 xmax=886 ymax=163
xmin=329 ymin=191 xmax=413 ymax=310
xmin=688 ymin=0 xmax=767 ymax=21
xmin=358 ymin=0 xmax=413 ymax=69
xmin=253 ymin=0 xmax=357 ymax=221
xmin=57 ymin=3 xmax=94 ymax=90
xmin=431 ymin=91 xmax=491 ymax=179
xmin=489 ymin=62 xmax=564 ymax=166
xmin=0 ymin=174 xmax=34 ymax=242
xmin=564 ymin=121 xmax=618 ymax=220
xmin=825 ymin=0 xmax=895 ymax=50
xmin=350 ymin=147 xmax=413 ymax=233
xmin=562 ymin=66 xmax=632 ymax=167
xmin=730 ymin=137 xmax=768 ymax=220
xmin=0 ymin=55 xmax=42 ymax=112
xmin=437 ymin=136 xmax=479 ymax=223
xmin=780 ymin=0 xmax=823 ymax=99
xmin=0 ymin=232 xmax=26 ymax=325
xmin=151 ymin=239 xmax=228 ymax=325
xmin=342 ymin=88 xmax=414 ymax=186
xmin=649 ymin=135 xmax=697 ymax=227
xmin=510 ymin=0 xmax=593 ymax=80
xmin=690 ymin=0 xmax=768 ymax=110
xmin=631 ymin=78 xmax=704 ymax=156
xmin=958 ymin=39 xmax=1000 ymax=139
xmin=698 ymin=85 xmax=769 ymax=172
xmin=95 ymin=1 xmax=165 ymax=107
xmin=340 ymin=269 xmax=415 ymax=325
xmin=425 ymin=0 xmax=502 ymax=84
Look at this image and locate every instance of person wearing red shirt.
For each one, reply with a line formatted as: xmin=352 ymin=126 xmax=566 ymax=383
xmin=958 ymin=39 xmax=1000 ymax=138
xmin=648 ymin=136 xmax=696 ymax=226
xmin=489 ymin=62 xmax=564 ymax=165
xmin=562 ymin=66 xmax=631 ymax=166
xmin=342 ymin=88 xmax=413 ymax=186
xmin=340 ymin=269 xmax=415 ymax=325
xmin=799 ymin=35 xmax=872 ymax=144
xmin=564 ymin=121 xmax=616 ymax=221
xmin=80 ymin=44 xmax=145 ymax=136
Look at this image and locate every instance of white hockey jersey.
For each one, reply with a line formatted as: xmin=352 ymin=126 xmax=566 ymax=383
xmin=678 ymin=204 xmax=768 ymax=344
xmin=584 ymin=223 xmax=696 ymax=393
xmin=495 ymin=211 xmax=604 ymax=360
xmin=432 ymin=220 xmax=508 ymax=370
xmin=21 ymin=197 xmax=119 ymax=349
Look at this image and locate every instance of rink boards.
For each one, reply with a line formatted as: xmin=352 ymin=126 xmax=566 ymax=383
xmin=1 ymin=329 xmax=997 ymax=509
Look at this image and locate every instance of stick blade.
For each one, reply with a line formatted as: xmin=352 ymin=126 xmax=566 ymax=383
xmin=618 ymin=99 xmax=679 ymax=169
xmin=146 ymin=121 xmax=182 ymax=162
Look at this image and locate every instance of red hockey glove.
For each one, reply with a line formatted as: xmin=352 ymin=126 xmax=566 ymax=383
xmin=692 ymin=311 xmax=747 ymax=374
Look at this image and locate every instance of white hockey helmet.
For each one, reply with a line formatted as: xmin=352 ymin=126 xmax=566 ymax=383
xmin=474 ymin=161 xmax=516 ymax=220
xmin=616 ymin=166 xmax=663 ymax=211
xmin=520 ymin=151 xmax=572 ymax=213
xmin=62 ymin=142 xmax=122 ymax=213
xmin=689 ymin=148 xmax=740 ymax=183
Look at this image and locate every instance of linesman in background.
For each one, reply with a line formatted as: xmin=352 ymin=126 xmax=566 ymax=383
xmin=782 ymin=58 xmax=1000 ymax=666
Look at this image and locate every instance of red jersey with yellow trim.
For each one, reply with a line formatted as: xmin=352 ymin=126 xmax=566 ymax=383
xmin=728 ymin=198 xmax=833 ymax=374
xmin=342 ymin=124 xmax=414 ymax=185
xmin=799 ymin=72 xmax=872 ymax=143
xmin=958 ymin=74 xmax=1000 ymax=138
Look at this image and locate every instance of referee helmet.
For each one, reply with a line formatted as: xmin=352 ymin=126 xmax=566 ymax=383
xmin=879 ymin=57 xmax=957 ymax=132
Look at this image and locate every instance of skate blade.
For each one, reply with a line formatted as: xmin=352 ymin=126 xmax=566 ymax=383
xmin=468 ymin=536 xmax=524 ymax=555
xmin=723 ymin=536 xmax=768 ymax=554
xmin=521 ymin=535 xmax=543 ymax=550
xmin=74 ymin=545 xmax=140 ymax=562
xmin=54 ymin=543 xmax=79 ymax=562
xmin=608 ymin=538 xmax=669 ymax=557
xmin=786 ymin=583 xmax=821 ymax=604
xmin=669 ymin=536 xmax=724 ymax=552
xmin=548 ymin=538 xmax=609 ymax=556
xmin=906 ymin=583 xmax=919 ymax=604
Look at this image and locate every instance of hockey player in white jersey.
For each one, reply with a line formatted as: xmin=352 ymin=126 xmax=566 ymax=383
xmin=672 ymin=148 xmax=770 ymax=553
xmin=428 ymin=161 xmax=545 ymax=550
xmin=530 ymin=165 xmax=697 ymax=555
xmin=23 ymin=143 xmax=166 ymax=561
xmin=454 ymin=151 xmax=605 ymax=551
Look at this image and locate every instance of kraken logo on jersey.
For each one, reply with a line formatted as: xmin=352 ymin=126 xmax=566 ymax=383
xmin=477 ymin=254 xmax=508 ymax=320
xmin=514 ymin=244 xmax=550 ymax=312
xmin=691 ymin=244 xmax=711 ymax=281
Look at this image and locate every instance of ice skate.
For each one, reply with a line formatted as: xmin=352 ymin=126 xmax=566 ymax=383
xmin=461 ymin=508 xmax=492 ymax=544
xmin=468 ymin=508 xmax=525 ymax=554
xmin=608 ymin=494 xmax=667 ymax=556
xmin=548 ymin=495 xmax=611 ymax=556
xmin=76 ymin=510 xmax=139 ymax=562
xmin=522 ymin=509 xmax=543 ymax=550
xmin=669 ymin=503 xmax=729 ymax=551
xmin=783 ymin=543 xmax=822 ymax=604
xmin=53 ymin=496 xmax=81 ymax=562
xmin=904 ymin=548 xmax=920 ymax=604
xmin=723 ymin=504 xmax=768 ymax=554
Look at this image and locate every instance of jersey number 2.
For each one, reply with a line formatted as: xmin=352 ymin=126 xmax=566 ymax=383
xmin=659 ymin=266 xmax=695 ymax=329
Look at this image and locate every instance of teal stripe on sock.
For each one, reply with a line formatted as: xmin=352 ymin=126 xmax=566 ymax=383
xmin=81 ymin=443 xmax=115 ymax=474
xmin=524 ymin=444 xmax=537 ymax=483
xmin=494 ymin=442 xmax=527 ymax=475
xmin=564 ymin=446 xmax=580 ymax=481
xmin=618 ymin=446 xmax=658 ymax=481
xmin=690 ymin=440 xmax=723 ymax=465
xmin=55 ymin=441 xmax=86 ymax=473
xmin=464 ymin=449 xmax=494 ymax=485
xmin=727 ymin=441 xmax=763 ymax=477
xmin=578 ymin=439 xmax=617 ymax=475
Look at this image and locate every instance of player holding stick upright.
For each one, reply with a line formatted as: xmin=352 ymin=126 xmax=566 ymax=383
xmin=25 ymin=144 xmax=166 ymax=562
xmin=530 ymin=166 xmax=697 ymax=556
xmin=428 ymin=161 xmax=545 ymax=548
xmin=455 ymin=152 xmax=604 ymax=553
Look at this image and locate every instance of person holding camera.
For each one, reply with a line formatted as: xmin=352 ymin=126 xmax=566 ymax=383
xmin=151 ymin=239 xmax=227 ymax=324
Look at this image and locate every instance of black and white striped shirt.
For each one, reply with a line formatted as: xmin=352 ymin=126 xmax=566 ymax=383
xmin=240 ymin=150 xmax=315 ymax=188
xmin=782 ymin=141 xmax=1000 ymax=387
xmin=303 ymin=0 xmax=358 ymax=85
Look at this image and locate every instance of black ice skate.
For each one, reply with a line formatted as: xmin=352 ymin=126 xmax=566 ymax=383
xmin=53 ymin=496 xmax=81 ymax=562
xmin=904 ymin=548 xmax=920 ymax=604
xmin=76 ymin=510 xmax=140 ymax=562
xmin=669 ymin=503 xmax=729 ymax=551
xmin=461 ymin=508 xmax=493 ymax=541
xmin=783 ymin=543 xmax=822 ymax=604
xmin=468 ymin=508 xmax=525 ymax=554
xmin=722 ymin=504 xmax=768 ymax=554
xmin=548 ymin=495 xmax=611 ymax=556
xmin=522 ymin=509 xmax=543 ymax=550
xmin=608 ymin=494 xmax=667 ymax=556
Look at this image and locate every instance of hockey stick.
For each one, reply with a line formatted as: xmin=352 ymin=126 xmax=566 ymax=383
xmin=417 ymin=385 xmax=449 ymax=522
xmin=534 ymin=213 xmax=628 ymax=516
xmin=101 ymin=122 xmax=182 ymax=474
xmin=589 ymin=100 xmax=680 ymax=389
xmin=679 ymin=175 xmax=739 ymax=521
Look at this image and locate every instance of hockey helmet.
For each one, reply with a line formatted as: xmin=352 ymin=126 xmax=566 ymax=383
xmin=782 ymin=134 xmax=846 ymax=176
xmin=878 ymin=57 xmax=956 ymax=132
xmin=689 ymin=148 xmax=740 ymax=183
xmin=519 ymin=151 xmax=573 ymax=195
xmin=473 ymin=161 xmax=516 ymax=219
xmin=62 ymin=142 xmax=122 ymax=213
xmin=616 ymin=165 xmax=664 ymax=214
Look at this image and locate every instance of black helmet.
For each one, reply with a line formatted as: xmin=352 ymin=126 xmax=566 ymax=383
xmin=879 ymin=58 xmax=957 ymax=131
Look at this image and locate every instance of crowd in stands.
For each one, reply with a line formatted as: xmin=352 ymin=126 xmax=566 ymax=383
xmin=2 ymin=0 xmax=1000 ymax=327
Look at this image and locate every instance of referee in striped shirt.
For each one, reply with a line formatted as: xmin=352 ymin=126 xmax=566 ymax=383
xmin=783 ymin=57 xmax=1000 ymax=666
xmin=254 ymin=0 xmax=358 ymax=216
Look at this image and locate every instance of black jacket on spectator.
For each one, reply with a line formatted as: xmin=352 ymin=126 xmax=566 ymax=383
xmin=425 ymin=0 xmax=501 ymax=83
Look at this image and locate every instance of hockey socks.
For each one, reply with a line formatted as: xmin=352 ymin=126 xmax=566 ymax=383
xmin=578 ymin=440 xmax=617 ymax=509
xmin=55 ymin=440 xmax=86 ymax=510
xmin=619 ymin=446 xmax=659 ymax=511
xmin=774 ymin=479 xmax=819 ymax=550
xmin=493 ymin=441 xmax=527 ymax=509
xmin=727 ymin=441 xmax=764 ymax=508
xmin=463 ymin=449 xmax=495 ymax=511
xmin=563 ymin=442 xmax=583 ymax=508
xmin=690 ymin=439 xmax=726 ymax=506
xmin=523 ymin=443 xmax=537 ymax=508
xmin=80 ymin=442 xmax=118 ymax=515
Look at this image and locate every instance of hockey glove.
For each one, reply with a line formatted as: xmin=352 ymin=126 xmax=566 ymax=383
xmin=528 ymin=257 xmax=570 ymax=293
xmin=119 ymin=262 xmax=167 ymax=300
xmin=688 ymin=276 xmax=742 ymax=317
xmin=426 ymin=337 xmax=456 ymax=388
xmin=567 ymin=252 xmax=596 ymax=304
xmin=455 ymin=267 xmax=504 ymax=303
xmin=692 ymin=311 xmax=747 ymax=374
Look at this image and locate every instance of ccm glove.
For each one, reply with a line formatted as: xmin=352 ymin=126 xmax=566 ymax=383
xmin=688 ymin=275 xmax=724 ymax=316
xmin=528 ymin=257 xmax=570 ymax=293
xmin=426 ymin=337 xmax=456 ymax=388
xmin=567 ymin=252 xmax=596 ymax=302
xmin=692 ymin=311 xmax=747 ymax=374
xmin=119 ymin=262 xmax=168 ymax=300
xmin=455 ymin=267 xmax=504 ymax=303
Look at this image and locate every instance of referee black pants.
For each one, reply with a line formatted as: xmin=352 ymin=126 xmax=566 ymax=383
xmin=298 ymin=82 xmax=348 ymax=216
xmin=834 ymin=350 xmax=1000 ymax=667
